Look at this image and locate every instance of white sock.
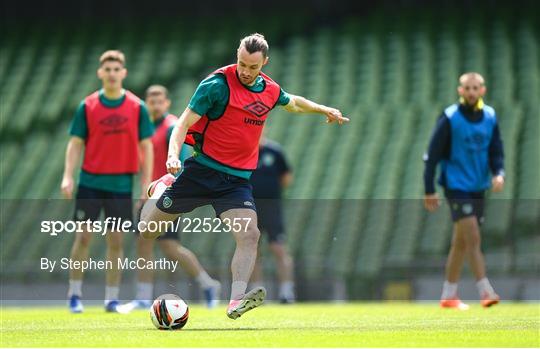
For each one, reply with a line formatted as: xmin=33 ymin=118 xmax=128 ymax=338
xmin=135 ymin=282 xmax=153 ymax=301
xmin=151 ymin=182 xmax=168 ymax=199
xmin=68 ymin=280 xmax=82 ymax=297
xmin=279 ymin=281 xmax=295 ymax=299
xmin=476 ymin=277 xmax=495 ymax=296
xmin=441 ymin=281 xmax=458 ymax=300
xmin=105 ymin=286 xmax=119 ymax=303
xmin=195 ymin=271 xmax=214 ymax=289
xmin=230 ymin=281 xmax=247 ymax=302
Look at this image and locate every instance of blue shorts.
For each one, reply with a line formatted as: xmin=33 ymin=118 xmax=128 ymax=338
xmin=444 ymin=189 xmax=485 ymax=224
xmin=156 ymin=158 xmax=256 ymax=217
xmin=255 ymin=199 xmax=285 ymax=244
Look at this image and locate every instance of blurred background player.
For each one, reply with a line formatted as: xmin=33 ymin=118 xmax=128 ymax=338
xmin=60 ymin=50 xmax=154 ymax=313
xmin=423 ymin=72 xmax=505 ymax=310
xmin=249 ymin=137 xmax=295 ymax=303
xmin=139 ymin=33 xmax=348 ymax=319
xmin=119 ymin=85 xmax=220 ymax=312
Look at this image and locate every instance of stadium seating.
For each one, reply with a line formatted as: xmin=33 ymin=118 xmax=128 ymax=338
xmin=0 ymin=9 xmax=538 ymax=297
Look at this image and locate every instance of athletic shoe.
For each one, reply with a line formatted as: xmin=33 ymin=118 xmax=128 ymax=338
xmin=279 ymin=288 xmax=296 ymax=304
xmin=203 ymin=280 xmax=222 ymax=308
xmin=68 ymin=295 xmax=83 ymax=313
xmin=481 ymin=292 xmax=500 ymax=308
xmin=440 ymin=298 xmax=469 ymax=310
xmin=105 ymin=300 xmax=120 ymax=313
xmin=226 ymin=287 xmax=266 ymax=320
xmin=116 ymin=300 xmax=152 ymax=313
xmin=147 ymin=174 xmax=176 ymax=197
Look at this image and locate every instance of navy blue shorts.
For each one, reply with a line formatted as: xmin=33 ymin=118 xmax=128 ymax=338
xmin=74 ymin=185 xmax=133 ymax=228
xmin=255 ymin=199 xmax=285 ymax=244
xmin=444 ymin=189 xmax=485 ymax=224
xmin=156 ymin=158 xmax=256 ymax=217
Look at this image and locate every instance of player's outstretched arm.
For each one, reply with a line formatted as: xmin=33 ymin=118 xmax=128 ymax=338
xmin=282 ymin=95 xmax=349 ymax=125
xmin=166 ymin=107 xmax=201 ymax=175
xmin=61 ymin=136 xmax=84 ymax=199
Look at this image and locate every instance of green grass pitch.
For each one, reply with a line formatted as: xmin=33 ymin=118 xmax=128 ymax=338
xmin=1 ymin=303 xmax=539 ymax=347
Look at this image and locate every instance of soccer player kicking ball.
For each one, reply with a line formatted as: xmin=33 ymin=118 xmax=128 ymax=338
xmin=139 ymin=33 xmax=349 ymax=319
xmin=61 ymin=50 xmax=154 ymax=313
xmin=119 ymin=85 xmax=220 ymax=313
xmin=423 ymin=72 xmax=504 ymax=310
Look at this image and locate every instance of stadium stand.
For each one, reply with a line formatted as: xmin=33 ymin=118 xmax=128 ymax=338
xmin=0 ymin=8 xmax=538 ymax=297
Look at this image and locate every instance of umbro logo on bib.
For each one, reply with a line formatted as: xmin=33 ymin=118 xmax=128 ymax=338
xmin=100 ymin=114 xmax=128 ymax=135
xmin=100 ymin=114 xmax=128 ymax=128
xmin=243 ymin=101 xmax=270 ymax=117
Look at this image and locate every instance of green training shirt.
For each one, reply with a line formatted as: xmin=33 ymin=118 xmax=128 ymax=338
xmin=69 ymin=89 xmax=154 ymax=193
xmin=154 ymin=114 xmax=193 ymax=163
xmin=187 ymin=73 xmax=290 ymax=179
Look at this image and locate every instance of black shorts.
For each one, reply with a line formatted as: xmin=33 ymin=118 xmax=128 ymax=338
xmin=135 ymin=206 xmax=180 ymax=240
xmin=255 ymin=199 xmax=285 ymax=244
xmin=444 ymin=189 xmax=485 ymax=224
xmin=156 ymin=158 xmax=256 ymax=217
xmin=74 ymin=185 xmax=133 ymax=229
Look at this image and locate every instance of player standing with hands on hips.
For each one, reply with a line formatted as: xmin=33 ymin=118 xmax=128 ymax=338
xmin=139 ymin=33 xmax=349 ymax=319
xmin=423 ymin=72 xmax=504 ymax=310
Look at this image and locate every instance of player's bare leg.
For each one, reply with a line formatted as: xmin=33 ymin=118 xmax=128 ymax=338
xmin=137 ymin=236 xmax=155 ymax=285
xmin=67 ymin=228 xmax=93 ymax=313
xmin=140 ymin=204 xmax=180 ymax=239
xmin=104 ymin=230 xmax=123 ymax=311
xmin=224 ymin=209 xmax=260 ymax=300
xmin=221 ymin=208 xmax=265 ymax=319
xmin=269 ymin=242 xmax=295 ymax=303
xmin=116 ymin=236 xmax=155 ymax=313
xmin=446 ymin=224 xmax=467 ymax=283
xmin=135 ymin=236 xmax=154 ymax=308
xmin=139 ymin=174 xmax=180 ymax=239
xmin=459 ymin=216 xmax=499 ymax=307
xmin=159 ymin=240 xmax=221 ymax=307
xmin=250 ymin=247 xmax=264 ymax=287
xmin=440 ymin=223 xmax=469 ymax=309
xmin=460 ymin=217 xmax=486 ymax=279
xmin=160 ymin=241 xmax=201 ymax=277
xmin=69 ymin=229 xmax=93 ymax=285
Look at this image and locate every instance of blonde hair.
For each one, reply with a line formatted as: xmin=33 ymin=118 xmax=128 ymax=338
xmin=459 ymin=72 xmax=485 ymax=86
xmin=99 ymin=50 xmax=125 ymax=66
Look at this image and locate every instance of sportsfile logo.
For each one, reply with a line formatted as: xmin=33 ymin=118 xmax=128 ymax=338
xmin=40 ymin=218 xmax=180 ymax=236
xmin=40 ymin=217 xmax=252 ymax=236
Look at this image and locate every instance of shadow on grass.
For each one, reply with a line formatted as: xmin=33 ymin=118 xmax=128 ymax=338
xmin=148 ymin=326 xmax=363 ymax=332
xmin=147 ymin=327 xmax=280 ymax=332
